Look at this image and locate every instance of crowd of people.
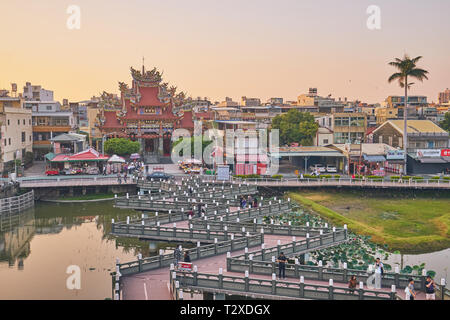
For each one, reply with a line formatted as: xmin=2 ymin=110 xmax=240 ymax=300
xmin=111 ymin=160 xmax=146 ymax=184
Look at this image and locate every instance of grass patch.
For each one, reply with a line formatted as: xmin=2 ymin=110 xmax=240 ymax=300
xmin=289 ymin=191 xmax=450 ymax=254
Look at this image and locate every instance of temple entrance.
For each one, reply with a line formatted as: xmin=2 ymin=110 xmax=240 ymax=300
xmin=144 ymin=139 xmax=155 ymax=153
xmin=163 ymin=137 xmax=171 ymax=156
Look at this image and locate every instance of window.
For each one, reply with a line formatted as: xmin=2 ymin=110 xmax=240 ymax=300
xmin=22 ymin=132 xmax=26 ymax=142
xmin=18 ymin=119 xmax=20 ymax=125
xmin=7 ymin=120 xmax=10 ymax=126
xmin=46 ymin=105 xmax=52 ymax=111
xmin=323 ymin=139 xmax=329 ymax=144
xmin=29 ymin=119 xmax=31 ymax=125
xmin=30 ymin=135 xmax=32 ymax=141
xmin=378 ymin=136 xmax=383 ymax=144
xmin=8 ymin=138 xmax=11 ymax=145
xmin=23 ymin=119 xmax=25 ymax=125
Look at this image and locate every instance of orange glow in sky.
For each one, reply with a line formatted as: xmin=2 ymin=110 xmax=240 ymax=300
xmin=0 ymin=0 xmax=449 ymax=103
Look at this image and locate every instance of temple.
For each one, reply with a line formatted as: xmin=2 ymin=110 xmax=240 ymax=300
xmin=96 ymin=65 xmax=194 ymax=163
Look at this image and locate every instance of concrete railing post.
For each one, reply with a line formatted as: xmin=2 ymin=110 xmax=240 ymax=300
xmin=271 ymin=256 xmax=276 ymax=274
xmin=249 ymin=254 xmax=254 ymax=273
xmin=440 ymin=278 xmax=446 ymax=300
xmin=358 ymin=282 xmax=364 ymax=300
xmin=394 ymin=266 xmax=400 ymax=287
xmin=318 ymin=260 xmax=323 ymax=281
xmin=245 ymin=270 xmax=250 ymax=292
xmin=299 ymin=276 xmax=305 ymax=298
xmin=218 ymin=268 xmax=223 ymax=289
xmin=390 ymin=285 xmax=396 ymax=300
xmin=196 ymin=242 xmax=201 ymax=260
xmin=226 ymin=252 xmax=231 ymax=271
xmin=271 ymin=273 xmax=277 ymax=294
xmin=193 ymin=266 xmax=198 ymax=286
xmin=328 ymin=279 xmax=334 ymax=300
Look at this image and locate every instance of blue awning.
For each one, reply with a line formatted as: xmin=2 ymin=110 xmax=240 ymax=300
xmin=363 ymin=155 xmax=386 ymax=162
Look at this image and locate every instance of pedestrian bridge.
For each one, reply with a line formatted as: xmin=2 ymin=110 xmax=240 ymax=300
xmin=233 ymin=177 xmax=450 ymax=190
xmin=109 ymin=176 xmax=447 ymax=301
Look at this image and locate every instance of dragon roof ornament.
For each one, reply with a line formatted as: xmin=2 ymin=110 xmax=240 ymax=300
xmin=130 ymin=66 xmax=162 ymax=83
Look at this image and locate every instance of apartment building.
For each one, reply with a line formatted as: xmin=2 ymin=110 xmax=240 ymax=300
xmin=0 ymin=90 xmax=33 ymax=172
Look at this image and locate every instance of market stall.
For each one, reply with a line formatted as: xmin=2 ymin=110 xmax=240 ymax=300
xmin=45 ymin=148 xmax=109 ymax=175
xmin=107 ymin=155 xmax=126 ymax=174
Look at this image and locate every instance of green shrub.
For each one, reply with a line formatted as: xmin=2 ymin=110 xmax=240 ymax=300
xmin=431 ymin=176 xmax=440 ymax=180
xmin=271 ymin=174 xmax=283 ymax=180
xmin=319 ymin=175 xmax=332 ymax=179
xmin=443 ymin=177 xmax=450 ymax=181
xmin=303 ymin=174 xmax=319 ymax=179
xmin=333 ymin=175 xmax=341 ymax=179
xmin=401 ymin=176 xmax=412 ymax=180
xmin=412 ymin=176 xmax=424 ymax=180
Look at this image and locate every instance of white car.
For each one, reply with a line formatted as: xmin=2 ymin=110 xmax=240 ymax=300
xmin=326 ymin=165 xmax=337 ymax=173
xmin=310 ymin=164 xmax=326 ymax=173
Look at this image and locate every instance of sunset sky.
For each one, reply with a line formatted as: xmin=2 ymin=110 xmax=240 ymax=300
xmin=0 ymin=0 xmax=449 ymax=104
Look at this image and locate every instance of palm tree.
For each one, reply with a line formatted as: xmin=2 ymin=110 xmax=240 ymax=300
xmin=388 ymin=55 xmax=429 ymax=175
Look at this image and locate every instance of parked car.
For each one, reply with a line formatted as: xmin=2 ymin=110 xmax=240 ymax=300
xmin=326 ymin=165 xmax=337 ymax=173
xmin=146 ymin=172 xmax=173 ymax=181
xmin=310 ymin=164 xmax=326 ymax=173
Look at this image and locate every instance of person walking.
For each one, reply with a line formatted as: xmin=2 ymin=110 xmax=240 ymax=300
xmin=277 ymin=252 xmax=287 ymax=280
xmin=102 ymin=166 xmax=107 ymax=176
xmin=405 ymin=278 xmax=416 ymax=300
xmin=117 ymin=172 xmax=122 ymax=184
xmin=124 ymin=171 xmax=128 ymax=183
xmin=425 ymin=276 xmax=436 ymax=300
xmin=183 ymin=251 xmax=191 ymax=263
xmin=374 ymin=258 xmax=384 ymax=289
xmin=348 ymin=275 xmax=357 ymax=294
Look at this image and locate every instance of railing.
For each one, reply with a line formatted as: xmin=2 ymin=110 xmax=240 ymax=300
xmin=0 ymin=191 xmax=34 ymax=215
xmin=229 ymin=230 xmax=348 ymax=264
xmin=116 ymin=233 xmax=264 ymax=277
xmin=232 ymin=177 xmax=450 ymax=188
xmin=228 ymin=257 xmax=437 ymax=292
xmin=170 ymin=270 xmax=396 ymax=300
xmin=111 ymin=223 xmax=249 ymax=243
xmin=19 ymin=176 xmax=136 ymax=187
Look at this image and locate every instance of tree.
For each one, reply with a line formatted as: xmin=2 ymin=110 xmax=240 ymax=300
xmin=440 ymin=112 xmax=450 ymax=133
xmin=172 ymin=136 xmax=212 ymax=157
xmin=104 ymin=138 xmax=140 ymax=156
xmin=388 ymin=54 xmax=429 ymax=174
xmin=271 ymin=109 xmax=318 ymax=146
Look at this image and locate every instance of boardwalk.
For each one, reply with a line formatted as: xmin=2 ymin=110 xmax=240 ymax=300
xmin=111 ymin=176 xmax=445 ymax=301
xmin=235 ymin=177 xmax=450 ymax=190
xmin=19 ymin=176 xmax=136 ymax=188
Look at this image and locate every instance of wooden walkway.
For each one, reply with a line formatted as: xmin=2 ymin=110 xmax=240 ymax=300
xmin=19 ymin=177 xmax=136 ymax=188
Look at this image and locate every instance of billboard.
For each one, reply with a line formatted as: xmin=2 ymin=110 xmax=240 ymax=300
xmin=217 ymin=165 xmax=230 ymax=181
xmin=416 ymin=149 xmax=441 ymax=158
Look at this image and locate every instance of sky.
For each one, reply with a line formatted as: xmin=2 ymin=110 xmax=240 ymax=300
xmin=0 ymin=0 xmax=449 ymax=104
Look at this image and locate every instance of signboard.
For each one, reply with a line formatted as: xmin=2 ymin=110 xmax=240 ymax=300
xmin=441 ymin=149 xmax=450 ymax=157
xmin=178 ymin=262 xmax=193 ymax=272
xmin=416 ymin=149 xmax=441 ymax=158
xmin=217 ymin=165 xmax=230 ymax=181
xmin=386 ymin=150 xmax=405 ymax=160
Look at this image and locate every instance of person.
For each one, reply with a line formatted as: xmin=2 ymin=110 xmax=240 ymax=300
xmin=174 ymin=246 xmax=182 ymax=268
xmin=348 ymin=275 xmax=357 ymax=294
xmin=276 ymin=252 xmax=287 ymax=280
xmin=187 ymin=207 xmax=194 ymax=218
xmin=253 ymin=197 xmax=258 ymax=208
xmin=239 ymin=196 xmax=244 ymax=208
xmin=425 ymin=276 xmax=436 ymax=300
xmin=374 ymin=258 xmax=384 ymax=289
xmin=124 ymin=171 xmax=128 ymax=183
xmin=197 ymin=204 xmax=202 ymax=217
xmin=242 ymin=199 xmax=247 ymax=209
xmin=117 ymin=172 xmax=122 ymax=184
xmin=248 ymin=195 xmax=253 ymax=208
xmin=103 ymin=166 xmax=107 ymax=176
xmin=405 ymin=278 xmax=416 ymax=300
xmin=184 ymin=251 xmax=191 ymax=263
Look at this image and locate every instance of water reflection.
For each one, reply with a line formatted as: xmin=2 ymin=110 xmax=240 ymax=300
xmin=0 ymin=202 xmax=188 ymax=300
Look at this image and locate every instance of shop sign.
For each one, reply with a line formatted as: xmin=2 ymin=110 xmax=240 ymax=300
xmin=416 ymin=149 xmax=441 ymax=158
xmin=441 ymin=149 xmax=450 ymax=157
xmin=386 ymin=150 xmax=405 ymax=160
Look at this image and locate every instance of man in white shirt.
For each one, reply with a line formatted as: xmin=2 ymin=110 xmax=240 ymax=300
xmin=374 ymin=258 xmax=383 ymax=289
